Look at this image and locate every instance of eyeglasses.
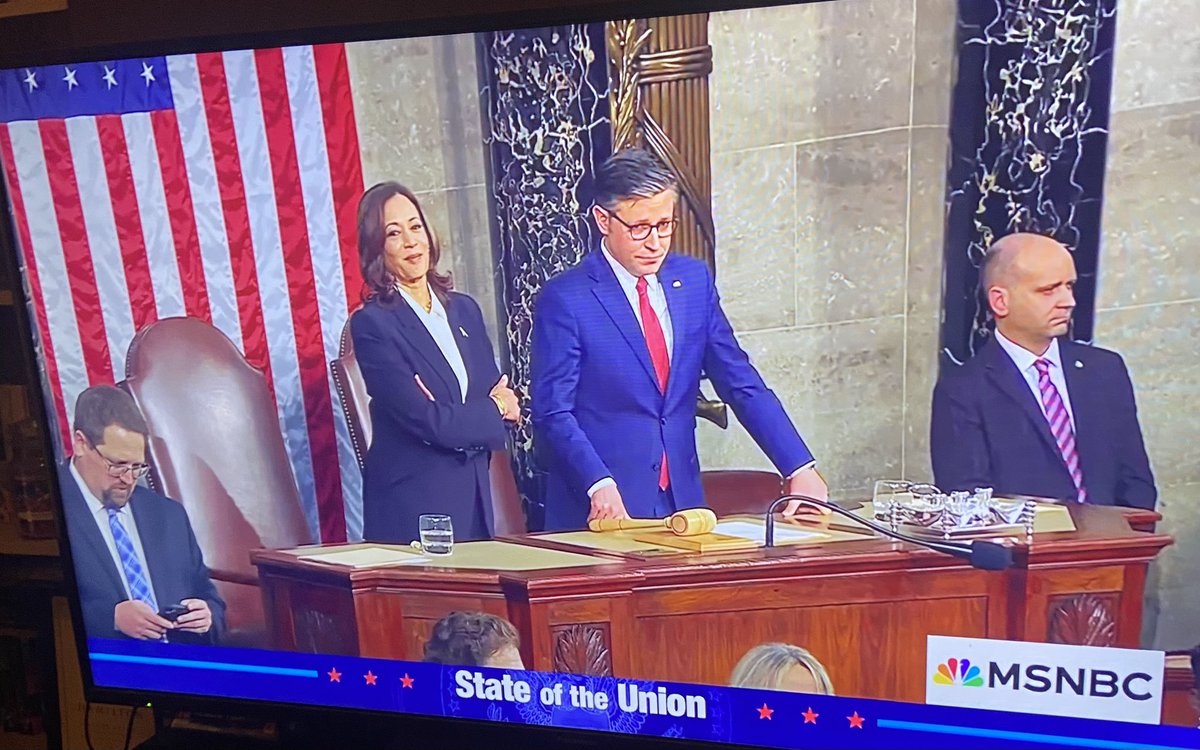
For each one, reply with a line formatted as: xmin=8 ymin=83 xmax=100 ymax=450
xmin=604 ymin=209 xmax=678 ymax=241
xmin=87 ymin=439 xmax=150 ymax=480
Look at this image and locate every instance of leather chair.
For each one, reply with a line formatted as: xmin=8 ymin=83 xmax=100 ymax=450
xmin=121 ymin=317 xmax=313 ymax=648
xmin=329 ymin=319 xmax=527 ymax=534
xmin=700 ymin=469 xmax=784 ymax=517
xmin=330 ymin=322 xmax=372 ymax=471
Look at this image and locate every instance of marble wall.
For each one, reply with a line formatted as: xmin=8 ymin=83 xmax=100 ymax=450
xmin=346 ymin=34 xmax=499 ymax=342
xmin=699 ymin=0 xmax=955 ymax=498
xmin=1098 ymin=0 xmax=1200 ymax=650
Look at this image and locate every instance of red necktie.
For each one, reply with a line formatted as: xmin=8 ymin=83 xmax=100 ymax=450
xmin=637 ymin=277 xmax=670 ymax=490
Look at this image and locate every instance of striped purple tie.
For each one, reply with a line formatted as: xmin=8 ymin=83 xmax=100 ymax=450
xmin=1034 ymin=359 xmax=1087 ymax=503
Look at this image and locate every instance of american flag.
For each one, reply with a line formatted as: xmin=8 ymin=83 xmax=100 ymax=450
xmin=0 ymin=45 xmax=367 ymax=543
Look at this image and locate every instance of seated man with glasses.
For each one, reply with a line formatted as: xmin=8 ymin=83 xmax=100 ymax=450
xmin=531 ymin=148 xmax=828 ymax=530
xmin=59 ymin=385 xmax=225 ymax=644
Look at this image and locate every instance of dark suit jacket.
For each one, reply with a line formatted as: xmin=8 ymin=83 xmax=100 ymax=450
xmin=58 ymin=462 xmax=227 ymax=644
xmin=930 ymin=338 xmax=1156 ymax=509
xmin=350 ymin=291 xmax=509 ymax=543
xmin=531 ymin=251 xmax=814 ymax=530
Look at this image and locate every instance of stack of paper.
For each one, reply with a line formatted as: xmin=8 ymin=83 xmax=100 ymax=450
xmin=296 ymin=546 xmax=431 ymax=568
xmin=712 ymin=520 xmax=827 ymax=545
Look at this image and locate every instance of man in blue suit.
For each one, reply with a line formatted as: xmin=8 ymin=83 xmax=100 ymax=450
xmin=931 ymin=233 xmax=1156 ymax=509
xmin=531 ymin=148 xmax=827 ymax=530
xmin=59 ymin=385 xmax=226 ymax=643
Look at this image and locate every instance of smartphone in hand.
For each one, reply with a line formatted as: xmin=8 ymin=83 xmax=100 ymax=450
xmin=158 ymin=603 xmax=189 ymax=622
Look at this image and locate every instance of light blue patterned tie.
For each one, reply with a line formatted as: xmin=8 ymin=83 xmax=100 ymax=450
xmin=106 ymin=507 xmax=158 ymax=611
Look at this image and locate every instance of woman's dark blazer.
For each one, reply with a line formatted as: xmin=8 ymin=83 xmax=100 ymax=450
xmin=350 ymin=291 xmax=509 ymax=543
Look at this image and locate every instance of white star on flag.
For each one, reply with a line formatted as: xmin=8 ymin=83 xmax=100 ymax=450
xmin=63 ymin=67 xmax=79 ymax=90
xmin=23 ymin=69 xmax=38 ymax=92
xmin=102 ymin=65 xmax=118 ymax=90
xmin=140 ymin=61 xmax=156 ymax=86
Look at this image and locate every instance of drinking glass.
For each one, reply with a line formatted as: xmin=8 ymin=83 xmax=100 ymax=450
xmin=418 ymin=514 xmax=454 ymax=555
xmin=872 ymin=480 xmax=910 ymax=519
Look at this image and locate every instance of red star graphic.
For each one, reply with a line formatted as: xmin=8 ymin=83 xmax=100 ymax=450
xmin=400 ymin=673 xmax=414 ymax=689
xmin=327 ymin=667 xmax=341 ymax=683
xmin=848 ymin=711 xmax=864 ymax=729
xmin=757 ymin=703 xmax=774 ymax=720
xmin=364 ymin=671 xmax=378 ymax=686
xmin=803 ymin=706 xmax=819 ymax=724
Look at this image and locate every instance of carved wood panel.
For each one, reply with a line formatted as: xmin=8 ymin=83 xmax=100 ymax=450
xmin=1046 ymin=593 xmax=1118 ymax=646
xmin=294 ymin=607 xmax=356 ymax=655
xmin=552 ymin=622 xmax=612 ymax=675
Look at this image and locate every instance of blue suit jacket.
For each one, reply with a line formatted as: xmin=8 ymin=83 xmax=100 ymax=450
xmin=930 ymin=338 xmax=1157 ymax=509
xmin=531 ymin=251 xmax=814 ymax=530
xmin=350 ymin=292 xmax=509 ymax=543
xmin=58 ymin=462 xmax=227 ymax=644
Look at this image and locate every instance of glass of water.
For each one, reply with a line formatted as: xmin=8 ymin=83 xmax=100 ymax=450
xmin=872 ymin=480 xmax=910 ymax=519
xmin=418 ymin=514 xmax=454 ymax=556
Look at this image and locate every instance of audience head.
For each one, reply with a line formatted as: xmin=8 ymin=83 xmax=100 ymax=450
xmin=356 ymin=181 xmax=452 ymax=302
xmin=981 ymin=232 xmax=1077 ymax=353
xmin=71 ymin=385 xmax=151 ymax=508
xmin=591 ymin=147 xmax=679 ymax=278
xmin=423 ymin=611 xmax=524 ymax=669
xmin=730 ymin=643 xmax=834 ymax=695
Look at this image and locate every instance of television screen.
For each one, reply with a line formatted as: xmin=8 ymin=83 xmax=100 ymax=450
xmin=0 ymin=0 xmax=1197 ymax=747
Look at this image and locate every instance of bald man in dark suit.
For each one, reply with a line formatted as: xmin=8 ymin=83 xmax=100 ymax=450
xmin=931 ymin=233 xmax=1156 ymax=509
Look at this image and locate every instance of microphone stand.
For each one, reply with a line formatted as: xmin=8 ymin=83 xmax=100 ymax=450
xmin=764 ymin=494 xmax=1013 ymax=571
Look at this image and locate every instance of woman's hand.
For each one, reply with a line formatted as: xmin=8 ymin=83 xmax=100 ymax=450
xmin=418 ymin=372 xmax=522 ymax=425
xmin=490 ymin=375 xmax=521 ymax=424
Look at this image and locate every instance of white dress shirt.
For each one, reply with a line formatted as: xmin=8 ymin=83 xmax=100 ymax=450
xmin=994 ymin=329 xmax=1076 ymax=430
xmin=398 ymin=284 xmax=469 ymax=403
xmin=587 ymin=247 xmax=814 ymax=499
xmin=69 ymin=460 xmax=156 ymax=601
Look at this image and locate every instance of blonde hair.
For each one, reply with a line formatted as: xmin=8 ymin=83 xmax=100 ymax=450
xmin=729 ymin=643 xmax=834 ymax=695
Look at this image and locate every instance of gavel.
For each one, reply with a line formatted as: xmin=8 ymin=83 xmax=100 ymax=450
xmin=587 ymin=508 xmax=717 ymax=537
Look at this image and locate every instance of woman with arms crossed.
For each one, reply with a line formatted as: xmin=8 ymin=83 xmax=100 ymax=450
xmin=351 ymin=182 xmax=519 ymax=543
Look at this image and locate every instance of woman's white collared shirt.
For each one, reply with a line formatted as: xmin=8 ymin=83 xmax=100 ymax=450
xmin=397 ymin=285 xmax=468 ymax=403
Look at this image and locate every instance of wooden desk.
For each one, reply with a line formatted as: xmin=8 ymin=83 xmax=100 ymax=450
xmin=1163 ymin=652 xmax=1198 ymax=727
xmin=251 ymin=505 xmax=1171 ymax=704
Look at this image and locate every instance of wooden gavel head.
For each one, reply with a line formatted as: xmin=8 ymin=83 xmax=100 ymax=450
xmin=667 ymin=508 xmax=717 ymax=536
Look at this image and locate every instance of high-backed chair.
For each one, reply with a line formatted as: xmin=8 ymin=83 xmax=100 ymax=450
xmin=121 ymin=317 xmax=313 ymax=647
xmin=700 ymin=469 xmax=784 ymax=517
xmin=330 ymin=322 xmax=371 ymax=472
xmin=330 ymin=319 xmax=526 ymax=534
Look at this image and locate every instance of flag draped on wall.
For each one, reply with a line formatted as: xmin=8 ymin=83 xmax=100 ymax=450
xmin=0 ymin=45 xmax=367 ymax=543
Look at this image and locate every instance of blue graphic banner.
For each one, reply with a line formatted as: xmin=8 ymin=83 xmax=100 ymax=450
xmin=88 ymin=639 xmax=1199 ymax=749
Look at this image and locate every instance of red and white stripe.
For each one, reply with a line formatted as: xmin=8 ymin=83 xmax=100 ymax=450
xmin=0 ymin=44 xmax=367 ymax=542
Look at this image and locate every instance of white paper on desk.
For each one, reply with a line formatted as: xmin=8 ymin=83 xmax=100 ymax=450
xmin=297 ymin=547 xmax=431 ymax=568
xmin=712 ymin=520 xmax=824 ymax=544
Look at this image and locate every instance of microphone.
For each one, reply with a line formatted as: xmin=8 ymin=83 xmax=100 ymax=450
xmin=764 ymin=495 xmax=1013 ymax=571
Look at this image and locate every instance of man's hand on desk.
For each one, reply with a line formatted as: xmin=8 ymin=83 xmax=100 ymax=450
xmin=174 ymin=598 xmax=213 ymax=634
xmin=781 ymin=467 xmax=831 ymax=522
xmin=114 ymin=600 xmax=173 ymax=640
xmin=588 ymin=485 xmax=630 ymax=521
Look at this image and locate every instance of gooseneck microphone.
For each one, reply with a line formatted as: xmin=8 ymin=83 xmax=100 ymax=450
xmin=764 ymin=495 xmax=1013 ymax=571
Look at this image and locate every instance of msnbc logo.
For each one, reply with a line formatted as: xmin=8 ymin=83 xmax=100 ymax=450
xmin=932 ymin=658 xmax=983 ymax=687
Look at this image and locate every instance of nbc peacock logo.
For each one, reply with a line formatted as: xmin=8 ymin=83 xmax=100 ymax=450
xmin=932 ymin=657 xmax=984 ymax=687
